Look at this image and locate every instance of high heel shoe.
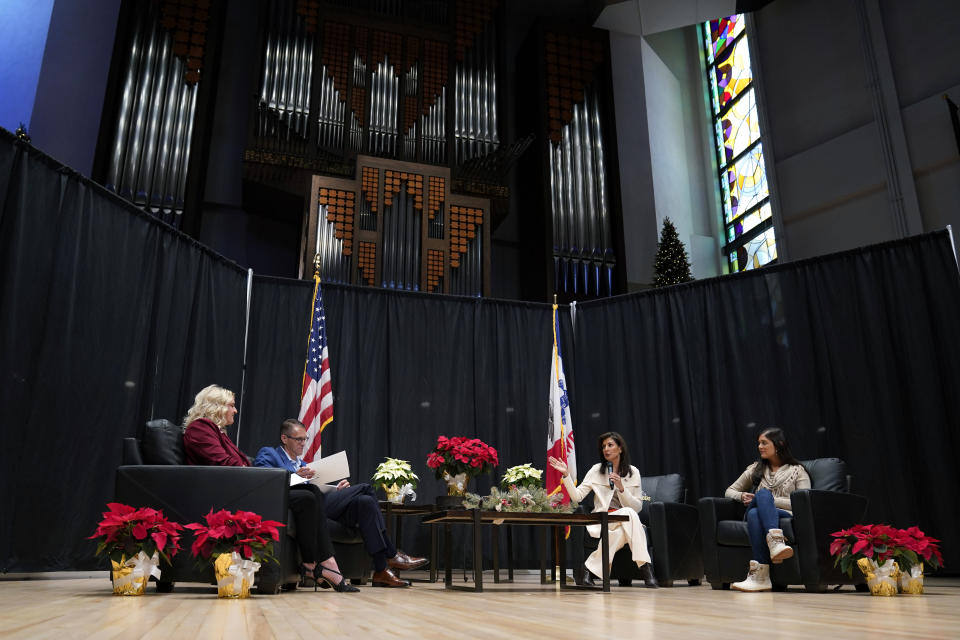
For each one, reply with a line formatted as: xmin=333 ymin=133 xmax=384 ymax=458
xmin=299 ymin=564 xmax=320 ymax=591
xmin=316 ymin=565 xmax=360 ymax=593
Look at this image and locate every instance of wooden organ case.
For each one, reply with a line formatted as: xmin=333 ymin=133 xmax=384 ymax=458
xmin=244 ymin=0 xmax=517 ymax=296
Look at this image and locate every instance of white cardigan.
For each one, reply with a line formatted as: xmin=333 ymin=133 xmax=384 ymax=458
xmin=562 ymin=462 xmax=644 ymax=516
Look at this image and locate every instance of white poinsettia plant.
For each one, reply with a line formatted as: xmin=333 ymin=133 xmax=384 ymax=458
xmin=500 ymin=463 xmax=543 ymax=489
xmin=371 ymin=457 xmax=419 ymax=489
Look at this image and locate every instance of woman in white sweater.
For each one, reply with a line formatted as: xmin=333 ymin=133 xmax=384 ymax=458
xmin=725 ymin=427 xmax=810 ymax=592
xmin=548 ymin=431 xmax=655 ymax=588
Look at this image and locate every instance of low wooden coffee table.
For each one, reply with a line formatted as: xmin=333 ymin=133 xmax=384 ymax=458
xmin=421 ymin=509 xmax=628 ymax=592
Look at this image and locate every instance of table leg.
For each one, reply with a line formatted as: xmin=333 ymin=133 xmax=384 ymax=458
xmin=384 ymin=503 xmax=394 ymax=539
xmin=471 ymin=508 xmax=483 ymax=592
xmin=551 ymin=526 xmax=558 ymax=583
xmin=600 ymin=511 xmax=610 ymax=592
xmin=492 ymin=525 xmax=500 ymax=583
xmin=507 ymin=525 xmax=514 ymax=582
xmin=430 ymin=523 xmax=438 ymax=583
xmin=444 ymin=523 xmax=452 ymax=588
xmin=540 ymin=528 xmax=548 ymax=584
xmin=559 ymin=525 xmax=568 ymax=586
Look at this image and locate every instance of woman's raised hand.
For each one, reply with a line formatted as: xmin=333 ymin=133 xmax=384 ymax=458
xmin=547 ymin=456 xmax=568 ymax=477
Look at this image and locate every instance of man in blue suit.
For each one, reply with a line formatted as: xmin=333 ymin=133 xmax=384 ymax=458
xmin=255 ymin=419 xmax=427 ymax=588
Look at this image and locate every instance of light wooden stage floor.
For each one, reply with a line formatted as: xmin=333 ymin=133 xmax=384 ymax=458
xmin=1 ymin=572 xmax=957 ymax=639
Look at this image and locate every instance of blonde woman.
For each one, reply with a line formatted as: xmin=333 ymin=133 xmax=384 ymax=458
xmin=182 ymin=384 xmax=248 ymax=466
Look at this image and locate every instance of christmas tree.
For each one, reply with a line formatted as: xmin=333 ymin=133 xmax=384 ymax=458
xmin=652 ymin=217 xmax=694 ymax=287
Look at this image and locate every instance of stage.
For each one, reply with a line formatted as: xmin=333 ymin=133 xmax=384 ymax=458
xmin=1 ymin=572 xmax=956 ymax=639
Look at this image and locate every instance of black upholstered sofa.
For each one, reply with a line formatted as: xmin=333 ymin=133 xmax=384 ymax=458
xmin=116 ymin=419 xmax=370 ymax=594
xmin=697 ymin=457 xmax=868 ymax=592
xmin=581 ymin=473 xmax=703 ymax=587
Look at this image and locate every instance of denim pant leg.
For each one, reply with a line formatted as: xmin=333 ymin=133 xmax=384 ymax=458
xmin=745 ymin=505 xmax=770 ymax=563
xmin=746 ymin=489 xmax=792 ymax=563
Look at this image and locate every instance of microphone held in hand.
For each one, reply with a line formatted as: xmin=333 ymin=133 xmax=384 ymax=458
xmin=607 ymin=461 xmax=614 ymax=489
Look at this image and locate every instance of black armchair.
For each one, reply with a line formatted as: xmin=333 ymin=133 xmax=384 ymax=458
xmin=698 ymin=458 xmax=868 ymax=592
xmin=582 ymin=473 xmax=703 ymax=587
xmin=116 ymin=420 xmax=370 ymax=594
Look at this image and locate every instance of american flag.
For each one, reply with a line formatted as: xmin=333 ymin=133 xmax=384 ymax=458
xmin=298 ymin=274 xmax=333 ymax=462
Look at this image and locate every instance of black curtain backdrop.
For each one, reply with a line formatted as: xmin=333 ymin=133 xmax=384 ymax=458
xmin=2 ymin=129 xmax=959 ymax=573
xmin=0 ymin=131 xmax=246 ymax=571
xmin=572 ymin=233 xmax=960 ymax=571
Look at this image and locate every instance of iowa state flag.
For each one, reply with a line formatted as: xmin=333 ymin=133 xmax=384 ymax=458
xmin=546 ymin=303 xmax=576 ymax=502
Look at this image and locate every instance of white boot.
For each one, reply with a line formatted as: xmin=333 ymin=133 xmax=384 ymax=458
xmin=731 ymin=560 xmax=772 ymax=592
xmin=766 ymin=528 xmax=793 ymax=563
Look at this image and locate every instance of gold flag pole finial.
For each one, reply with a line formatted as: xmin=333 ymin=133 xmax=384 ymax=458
xmin=313 ymin=252 xmax=321 ymax=279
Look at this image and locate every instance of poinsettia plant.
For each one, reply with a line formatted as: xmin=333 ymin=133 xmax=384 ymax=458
xmin=426 ymin=435 xmax=499 ymax=479
xmin=830 ymin=524 xmax=944 ymax=576
xmin=89 ymin=503 xmax=184 ymax=564
xmin=184 ymin=509 xmax=285 ymax=565
xmin=371 ymin=457 xmax=419 ymax=490
xmin=500 ymin=463 xmax=543 ymax=489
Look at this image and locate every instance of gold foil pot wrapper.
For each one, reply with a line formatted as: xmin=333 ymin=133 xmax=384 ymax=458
xmin=444 ymin=472 xmax=468 ymax=496
xmin=899 ymin=564 xmax=924 ymax=595
xmin=214 ymin=551 xmax=259 ymax=598
xmin=857 ymin=557 xmax=899 ymax=596
xmin=110 ymin=551 xmax=160 ymax=596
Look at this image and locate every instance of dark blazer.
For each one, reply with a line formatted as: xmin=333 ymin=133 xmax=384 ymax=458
xmin=183 ymin=418 xmax=249 ymax=466
xmin=254 ymin=445 xmax=299 ymax=473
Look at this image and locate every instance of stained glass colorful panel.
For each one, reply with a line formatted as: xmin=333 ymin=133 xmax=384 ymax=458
xmin=721 ymin=143 xmax=768 ymax=223
xmin=714 ymin=88 xmax=760 ymax=167
xmin=729 ymin=227 xmax=777 ymax=272
xmin=710 ymin=36 xmax=752 ymax=114
xmin=726 ymin=203 xmax=772 ymax=243
xmin=705 ymin=15 xmax=744 ymax=65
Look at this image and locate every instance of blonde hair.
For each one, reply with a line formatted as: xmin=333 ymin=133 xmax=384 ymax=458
xmin=183 ymin=384 xmax=235 ymax=429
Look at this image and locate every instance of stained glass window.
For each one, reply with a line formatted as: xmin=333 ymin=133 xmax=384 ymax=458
xmin=701 ymin=14 xmax=776 ymax=273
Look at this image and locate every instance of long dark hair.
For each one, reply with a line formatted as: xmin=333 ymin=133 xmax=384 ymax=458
xmin=597 ymin=431 xmax=632 ymax=478
xmin=750 ymin=427 xmax=801 ymax=486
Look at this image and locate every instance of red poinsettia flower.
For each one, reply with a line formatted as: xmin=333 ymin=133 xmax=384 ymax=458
xmin=184 ymin=508 xmax=285 ymax=564
xmin=426 ymin=435 xmax=498 ymax=480
xmin=89 ymin=503 xmax=184 ymax=564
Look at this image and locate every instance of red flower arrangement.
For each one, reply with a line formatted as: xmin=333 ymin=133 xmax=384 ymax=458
xmin=89 ymin=503 xmax=183 ymax=564
xmin=426 ymin=435 xmax=499 ymax=479
xmin=830 ymin=524 xmax=944 ymax=576
xmin=184 ymin=509 xmax=285 ymax=564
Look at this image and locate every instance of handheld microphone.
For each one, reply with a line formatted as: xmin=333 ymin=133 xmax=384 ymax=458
xmin=607 ymin=461 xmax=614 ymax=489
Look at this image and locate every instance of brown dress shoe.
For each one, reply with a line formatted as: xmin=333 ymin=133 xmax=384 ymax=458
xmin=372 ymin=568 xmax=410 ymax=588
xmin=388 ymin=551 xmax=429 ymax=571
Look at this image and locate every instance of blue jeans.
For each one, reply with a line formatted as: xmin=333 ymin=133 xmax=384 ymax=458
xmin=744 ymin=488 xmax=791 ymax=563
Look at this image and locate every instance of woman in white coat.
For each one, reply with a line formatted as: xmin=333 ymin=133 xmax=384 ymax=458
xmin=549 ymin=431 xmax=656 ymax=588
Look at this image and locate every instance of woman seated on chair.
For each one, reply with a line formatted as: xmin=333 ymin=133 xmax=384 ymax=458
xmin=181 ymin=384 xmax=359 ymax=592
xmin=548 ymin=431 xmax=656 ymax=588
xmin=726 ymin=427 xmax=811 ymax=592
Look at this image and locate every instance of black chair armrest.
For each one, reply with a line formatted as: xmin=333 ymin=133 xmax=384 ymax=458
xmin=122 ymin=438 xmax=143 ymax=465
xmin=698 ymin=497 xmax=744 ymax=582
xmin=790 ymin=489 xmax=869 ymax=586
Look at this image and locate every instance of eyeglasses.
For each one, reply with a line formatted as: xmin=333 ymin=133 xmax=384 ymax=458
xmin=284 ymin=436 xmax=308 ymax=443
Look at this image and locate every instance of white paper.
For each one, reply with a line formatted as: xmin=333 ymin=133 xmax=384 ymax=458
xmin=289 ymin=473 xmax=308 ymax=486
xmin=305 ymin=450 xmax=350 ymax=486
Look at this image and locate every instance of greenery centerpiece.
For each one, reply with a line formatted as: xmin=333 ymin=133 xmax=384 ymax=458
xmin=463 ymin=485 xmax=577 ymax=514
xmin=89 ymin=502 xmax=184 ymax=595
xmin=184 ymin=509 xmax=285 ymax=598
xmin=371 ymin=457 xmax=419 ymax=503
